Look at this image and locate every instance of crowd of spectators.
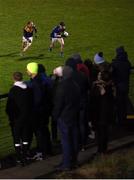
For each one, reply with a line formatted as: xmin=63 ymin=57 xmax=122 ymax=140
xmin=5 ymin=46 xmax=132 ymax=170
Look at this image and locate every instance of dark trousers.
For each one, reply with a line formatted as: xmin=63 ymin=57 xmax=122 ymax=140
xmin=96 ymin=124 xmax=109 ymax=153
xmin=10 ymin=122 xmax=29 ymax=160
xmin=11 ymin=122 xmax=29 ymax=145
xmin=28 ymin=113 xmax=52 ymax=155
xmin=58 ymin=119 xmax=79 ymax=168
xmin=51 ymin=118 xmax=58 ymax=141
xmin=34 ymin=124 xmax=52 ymax=155
xmin=78 ymin=101 xmax=88 ymax=148
xmin=116 ymin=90 xmax=128 ymax=125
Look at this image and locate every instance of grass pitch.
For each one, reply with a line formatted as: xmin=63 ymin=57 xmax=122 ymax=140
xmin=0 ymin=0 xmax=134 ymax=157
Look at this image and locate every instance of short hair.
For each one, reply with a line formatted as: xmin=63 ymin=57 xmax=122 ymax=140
xmin=59 ymin=22 xmax=65 ymax=26
xmin=13 ymin=72 xmax=23 ymax=81
xmin=98 ymin=52 xmax=103 ymax=57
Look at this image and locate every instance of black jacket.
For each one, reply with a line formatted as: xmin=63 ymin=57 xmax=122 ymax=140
xmin=91 ymin=81 xmax=115 ymax=125
xmin=6 ymin=84 xmax=32 ymax=125
xmin=111 ymin=49 xmax=131 ymax=93
xmin=52 ymin=77 xmax=81 ymax=125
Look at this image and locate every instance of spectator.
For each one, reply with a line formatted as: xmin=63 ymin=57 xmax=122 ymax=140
xmin=38 ymin=63 xmax=53 ymax=155
xmin=52 ymin=66 xmax=80 ymax=171
xmin=50 ymin=66 xmax=63 ymax=142
xmin=65 ymin=56 xmax=89 ymax=151
xmin=111 ymin=46 xmax=131 ymax=125
xmin=84 ymin=59 xmax=95 ymax=139
xmin=26 ymin=62 xmax=52 ymax=160
xmin=6 ymin=72 xmax=32 ymax=165
xmin=91 ymin=70 xmax=115 ymax=155
xmin=92 ymin=52 xmax=106 ymax=82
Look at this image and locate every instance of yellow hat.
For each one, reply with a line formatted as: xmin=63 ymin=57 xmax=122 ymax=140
xmin=27 ymin=62 xmax=38 ymax=74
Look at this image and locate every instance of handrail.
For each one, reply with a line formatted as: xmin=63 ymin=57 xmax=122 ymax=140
xmin=0 ymin=94 xmax=8 ymax=99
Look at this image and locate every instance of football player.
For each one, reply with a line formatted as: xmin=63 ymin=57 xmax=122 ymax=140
xmin=20 ymin=21 xmax=37 ymax=56
xmin=49 ymin=22 xmax=66 ymax=57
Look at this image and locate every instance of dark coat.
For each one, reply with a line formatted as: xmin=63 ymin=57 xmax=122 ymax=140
xmin=6 ymin=85 xmax=32 ymax=125
xmin=111 ymin=48 xmax=131 ymax=93
xmin=52 ymin=77 xmax=81 ymax=125
xmin=26 ymin=74 xmax=52 ymax=117
xmin=91 ymin=80 xmax=115 ymax=126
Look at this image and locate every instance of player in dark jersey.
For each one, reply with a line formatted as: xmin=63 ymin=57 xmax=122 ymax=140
xmin=49 ymin=22 xmax=66 ymax=57
xmin=20 ymin=21 xmax=37 ymax=56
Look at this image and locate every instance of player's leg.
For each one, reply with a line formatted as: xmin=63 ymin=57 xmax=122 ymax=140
xmin=23 ymin=42 xmax=31 ymax=52
xmin=20 ymin=37 xmax=27 ymax=56
xmin=23 ymin=37 xmax=33 ymax=52
xmin=49 ymin=38 xmax=56 ymax=51
xmin=58 ymin=38 xmax=64 ymax=56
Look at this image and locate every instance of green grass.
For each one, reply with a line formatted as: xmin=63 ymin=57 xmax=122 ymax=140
xmin=0 ymin=0 xmax=134 ymax=158
xmin=54 ymin=146 xmax=134 ymax=179
xmin=0 ymin=0 xmax=134 ymax=93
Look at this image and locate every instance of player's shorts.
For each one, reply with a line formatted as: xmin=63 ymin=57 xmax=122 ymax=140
xmin=51 ymin=37 xmax=64 ymax=45
xmin=22 ymin=36 xmax=33 ymax=44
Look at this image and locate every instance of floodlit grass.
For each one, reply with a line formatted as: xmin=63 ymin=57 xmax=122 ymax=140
xmin=0 ymin=0 xmax=134 ymax=157
xmin=0 ymin=0 xmax=134 ymax=93
xmin=55 ymin=147 xmax=134 ymax=179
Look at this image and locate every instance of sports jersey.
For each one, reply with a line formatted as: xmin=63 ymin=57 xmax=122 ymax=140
xmin=23 ymin=25 xmax=37 ymax=38
xmin=50 ymin=26 xmax=64 ymax=38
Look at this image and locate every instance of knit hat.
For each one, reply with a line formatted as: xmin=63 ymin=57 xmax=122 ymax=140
xmin=27 ymin=62 xmax=38 ymax=74
xmin=53 ymin=66 xmax=63 ymax=77
xmin=94 ymin=52 xmax=105 ymax=64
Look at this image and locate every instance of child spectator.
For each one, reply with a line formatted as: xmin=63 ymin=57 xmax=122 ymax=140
xmin=6 ymin=72 xmax=32 ymax=165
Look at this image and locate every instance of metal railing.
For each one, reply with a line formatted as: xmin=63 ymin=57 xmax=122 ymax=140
xmin=0 ymin=94 xmax=14 ymax=158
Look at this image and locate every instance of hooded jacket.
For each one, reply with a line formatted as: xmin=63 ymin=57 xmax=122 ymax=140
xmin=112 ymin=47 xmax=131 ymax=93
xmin=6 ymin=81 xmax=32 ymax=124
xmin=52 ymin=66 xmax=81 ymax=125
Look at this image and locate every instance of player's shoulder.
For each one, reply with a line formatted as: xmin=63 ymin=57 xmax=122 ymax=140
xmin=24 ymin=25 xmax=28 ymax=30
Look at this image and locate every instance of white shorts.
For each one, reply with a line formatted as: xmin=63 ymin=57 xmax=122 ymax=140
xmin=22 ymin=36 xmax=33 ymax=44
xmin=51 ymin=37 xmax=64 ymax=45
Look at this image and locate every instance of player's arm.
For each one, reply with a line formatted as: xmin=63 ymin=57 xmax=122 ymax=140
xmin=33 ymin=25 xmax=37 ymax=38
xmin=54 ymin=32 xmax=61 ymax=38
xmin=23 ymin=27 xmax=28 ymax=37
xmin=33 ymin=25 xmax=37 ymax=34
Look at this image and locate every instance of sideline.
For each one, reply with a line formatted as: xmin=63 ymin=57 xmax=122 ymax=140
xmin=0 ymin=135 xmax=134 ymax=179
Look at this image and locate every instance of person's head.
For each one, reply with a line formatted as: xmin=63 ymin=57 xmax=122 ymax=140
xmin=115 ymin=46 xmax=128 ymax=61
xmin=98 ymin=70 xmax=112 ymax=82
xmin=116 ymin=46 xmax=125 ymax=54
xmin=94 ymin=52 xmax=105 ymax=65
xmin=27 ymin=21 xmax=33 ymax=27
xmin=53 ymin=66 xmax=63 ymax=77
xmin=13 ymin=72 xmax=23 ymax=82
xmin=38 ymin=64 xmax=46 ymax=74
xmin=27 ymin=62 xmax=38 ymax=78
xmin=63 ymin=66 xmax=73 ymax=80
xmin=59 ymin=21 xmax=65 ymax=30
xmin=71 ymin=53 xmax=83 ymax=64
xmin=65 ymin=57 xmax=77 ymax=71
xmin=84 ymin=59 xmax=93 ymax=69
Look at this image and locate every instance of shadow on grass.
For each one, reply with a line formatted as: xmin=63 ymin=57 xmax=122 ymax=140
xmin=18 ymin=54 xmax=52 ymax=61
xmin=0 ymin=52 xmax=52 ymax=61
xmin=0 ymin=52 xmax=19 ymax=58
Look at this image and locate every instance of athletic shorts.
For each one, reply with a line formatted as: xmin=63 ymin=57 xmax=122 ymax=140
xmin=51 ymin=37 xmax=64 ymax=45
xmin=22 ymin=36 xmax=33 ymax=44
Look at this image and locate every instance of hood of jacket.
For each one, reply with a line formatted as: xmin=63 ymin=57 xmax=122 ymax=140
xmin=14 ymin=81 xmax=27 ymax=89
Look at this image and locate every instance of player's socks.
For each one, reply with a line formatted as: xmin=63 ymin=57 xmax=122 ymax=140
xmin=60 ymin=52 xmax=64 ymax=57
xmin=49 ymin=47 xmax=52 ymax=52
